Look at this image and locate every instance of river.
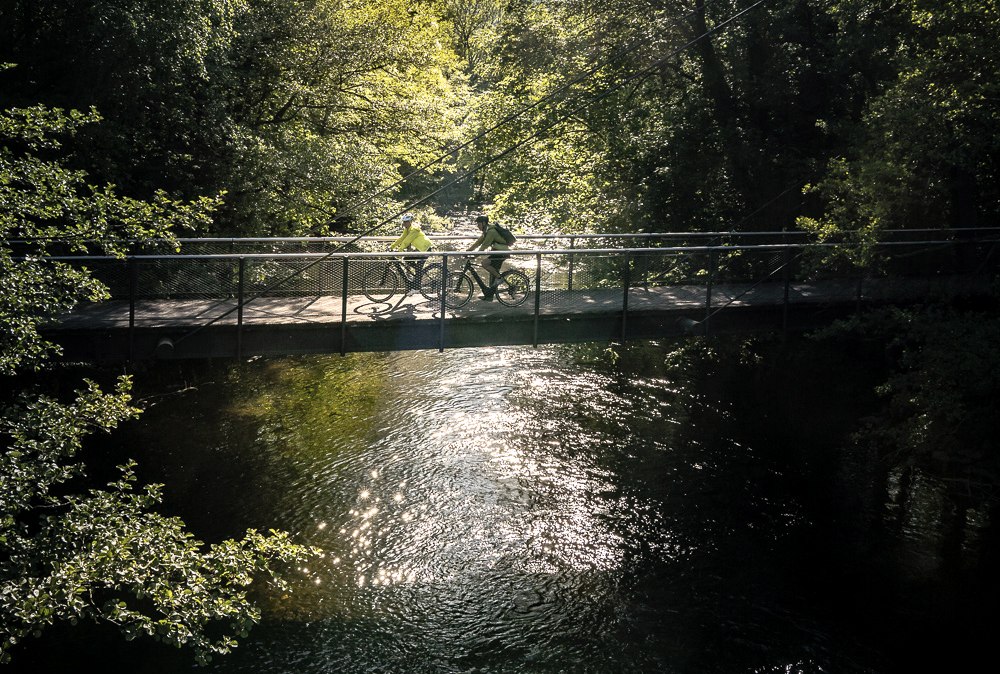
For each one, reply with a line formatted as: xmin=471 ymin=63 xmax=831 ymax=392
xmin=9 ymin=337 xmax=998 ymax=673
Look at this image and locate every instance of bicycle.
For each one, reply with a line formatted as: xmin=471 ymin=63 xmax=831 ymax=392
xmin=361 ymin=255 xmax=444 ymax=304
xmin=443 ymin=256 xmax=532 ymax=308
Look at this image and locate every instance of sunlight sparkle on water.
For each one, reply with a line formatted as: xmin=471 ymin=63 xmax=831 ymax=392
xmin=296 ymin=349 xmax=640 ymax=593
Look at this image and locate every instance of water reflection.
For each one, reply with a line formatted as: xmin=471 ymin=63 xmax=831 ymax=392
xmin=35 ymin=340 xmax=994 ymax=673
xmin=234 ymin=349 xmax=638 ymax=604
xmin=116 ymin=346 xmax=826 ymax=671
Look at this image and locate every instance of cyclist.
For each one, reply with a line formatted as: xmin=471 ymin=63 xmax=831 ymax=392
xmin=467 ymin=214 xmax=510 ymax=300
xmin=390 ymin=213 xmax=432 ymax=284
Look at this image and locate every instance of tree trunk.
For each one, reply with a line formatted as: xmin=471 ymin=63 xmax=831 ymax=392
xmin=688 ymin=0 xmax=758 ymax=225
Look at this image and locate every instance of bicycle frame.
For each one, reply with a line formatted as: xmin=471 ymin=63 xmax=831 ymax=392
xmin=361 ymin=253 xmax=442 ymax=308
xmin=392 ymin=256 xmax=427 ymax=287
xmin=447 ymin=256 xmax=530 ymax=309
xmin=460 ymin=257 xmax=495 ymax=293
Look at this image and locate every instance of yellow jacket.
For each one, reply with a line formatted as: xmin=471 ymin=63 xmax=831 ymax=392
xmin=390 ymin=224 xmax=432 ymax=252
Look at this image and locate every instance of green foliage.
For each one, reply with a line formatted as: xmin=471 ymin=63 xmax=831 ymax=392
xmin=458 ymin=0 xmax=643 ymax=231
xmin=0 ymin=380 xmax=314 ymax=664
xmin=216 ymin=0 xmax=468 ymax=232
xmin=5 ymin=0 xmax=996 ymax=238
xmin=456 ymin=0 xmax=885 ymax=233
xmin=801 ymin=0 xmax=1000 ymax=233
xmin=0 ymin=0 xmax=468 ymax=236
xmin=0 ymin=102 xmax=216 ymax=373
xmin=815 ymin=306 xmax=1000 ymax=474
xmin=1 ymin=103 xmax=318 ymax=664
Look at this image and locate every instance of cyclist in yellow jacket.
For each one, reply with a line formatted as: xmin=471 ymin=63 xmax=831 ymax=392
xmin=390 ymin=213 xmax=432 ymax=253
xmin=390 ymin=213 xmax=432 ymax=282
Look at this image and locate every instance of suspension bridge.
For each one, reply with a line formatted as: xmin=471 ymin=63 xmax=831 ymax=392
xmin=38 ymin=229 xmax=999 ymax=361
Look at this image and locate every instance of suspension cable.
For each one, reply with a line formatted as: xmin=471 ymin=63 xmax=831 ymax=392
xmin=169 ymin=0 xmax=772 ymax=347
xmin=330 ymin=7 xmax=702 ymax=222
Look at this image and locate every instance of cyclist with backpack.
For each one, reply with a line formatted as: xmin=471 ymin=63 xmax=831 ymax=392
xmin=467 ymin=214 xmax=515 ymax=300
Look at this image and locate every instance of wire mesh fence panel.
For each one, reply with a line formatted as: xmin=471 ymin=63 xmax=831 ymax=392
xmin=428 ymin=238 xmax=471 ymax=252
xmin=39 ymin=236 xmax=998 ymax=339
xmin=348 ymin=257 xmax=377 ymax=297
xmin=242 ymin=258 xmax=322 ymax=297
xmin=882 ymin=242 xmax=961 ymax=278
xmin=313 ymin=258 xmax=345 ymax=297
xmin=500 ymin=251 xmax=541 ymax=277
xmin=538 ymin=251 xmax=625 ymax=315
xmin=709 ymin=248 xmax=779 ymax=285
xmin=78 ymin=259 xmax=130 ymax=298
xmin=346 ymin=256 xmax=444 ymax=312
xmin=796 ymin=244 xmax=865 ymax=283
xmin=629 ymin=250 xmax=708 ymax=288
xmin=136 ymin=258 xmax=238 ymax=299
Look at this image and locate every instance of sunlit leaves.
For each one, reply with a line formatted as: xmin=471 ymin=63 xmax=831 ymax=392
xmin=0 ymin=384 xmax=315 ymax=663
xmin=806 ymin=0 xmax=1000 ymax=233
xmin=0 ymin=104 xmax=219 ymax=372
xmin=0 ymin=103 xmax=318 ymax=664
xmin=0 ymin=1 xmax=468 ymax=235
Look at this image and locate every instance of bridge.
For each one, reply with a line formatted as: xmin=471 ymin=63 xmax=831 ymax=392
xmin=40 ymin=229 xmax=999 ymax=361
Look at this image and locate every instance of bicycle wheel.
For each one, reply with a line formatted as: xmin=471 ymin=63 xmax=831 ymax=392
xmin=495 ymin=269 xmax=531 ymax=307
xmin=418 ymin=262 xmax=444 ymax=301
xmin=443 ymin=271 xmax=474 ymax=309
xmin=362 ymin=263 xmax=400 ymax=303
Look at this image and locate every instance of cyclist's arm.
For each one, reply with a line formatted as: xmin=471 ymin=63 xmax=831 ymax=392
xmin=474 ymin=229 xmax=503 ymax=251
xmin=467 ymin=233 xmax=486 ymax=251
xmin=391 ymin=230 xmax=416 ymax=251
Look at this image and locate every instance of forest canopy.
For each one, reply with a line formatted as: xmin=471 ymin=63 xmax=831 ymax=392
xmin=1 ymin=0 xmax=999 ymax=664
xmin=1 ymin=0 xmax=996 ymax=236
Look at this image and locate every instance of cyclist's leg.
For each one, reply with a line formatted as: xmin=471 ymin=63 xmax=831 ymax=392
xmin=483 ymin=254 xmax=505 ymax=287
xmin=487 ymin=253 xmax=509 ymax=287
xmin=473 ymin=258 xmax=497 ymax=300
xmin=403 ymin=254 xmax=424 ymax=289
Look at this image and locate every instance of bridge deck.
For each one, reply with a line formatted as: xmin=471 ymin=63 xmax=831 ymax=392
xmin=46 ymin=274 xmax=992 ymax=360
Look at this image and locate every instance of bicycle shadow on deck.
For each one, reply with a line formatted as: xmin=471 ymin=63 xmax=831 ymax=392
xmin=354 ymin=294 xmax=441 ymax=320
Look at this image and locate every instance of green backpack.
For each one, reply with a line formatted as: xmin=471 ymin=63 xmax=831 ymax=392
xmin=493 ymin=224 xmax=517 ymax=246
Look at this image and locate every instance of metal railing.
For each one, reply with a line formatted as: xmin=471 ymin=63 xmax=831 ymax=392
xmin=47 ymin=234 xmax=999 ymax=356
xmin=16 ymin=227 xmax=1000 ymax=257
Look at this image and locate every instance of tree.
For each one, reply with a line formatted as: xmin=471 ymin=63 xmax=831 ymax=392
xmin=456 ymin=0 xmax=887 ymax=233
xmin=219 ymin=0 xmax=468 ymax=233
xmin=0 ymin=100 xmax=318 ymax=665
xmin=0 ymin=0 xmax=469 ymax=236
xmin=799 ymin=0 xmax=1000 ymax=236
xmin=813 ymin=305 xmax=1000 ymax=481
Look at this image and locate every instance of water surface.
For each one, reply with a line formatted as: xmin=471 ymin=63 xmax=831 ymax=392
xmin=11 ymin=340 xmax=998 ymax=672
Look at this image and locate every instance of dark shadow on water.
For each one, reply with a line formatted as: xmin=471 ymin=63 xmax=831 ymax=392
xmin=6 ymin=336 xmax=1000 ymax=673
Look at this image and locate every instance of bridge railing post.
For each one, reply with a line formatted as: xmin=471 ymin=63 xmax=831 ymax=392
xmin=237 ymin=256 xmax=245 ymax=360
xmin=533 ymin=252 xmax=542 ymax=347
xmin=622 ymin=250 xmax=631 ymax=341
xmin=567 ymin=236 xmax=576 ymax=291
xmin=855 ymin=243 xmax=867 ymax=313
xmin=341 ymin=257 xmax=349 ymax=356
xmin=782 ymin=242 xmax=791 ymax=334
xmin=128 ymin=257 xmax=137 ymax=362
xmin=705 ymin=247 xmax=716 ymax=335
xmin=440 ymin=254 xmax=448 ymax=352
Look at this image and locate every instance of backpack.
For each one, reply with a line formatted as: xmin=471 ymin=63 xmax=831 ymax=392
xmin=493 ymin=223 xmax=517 ymax=246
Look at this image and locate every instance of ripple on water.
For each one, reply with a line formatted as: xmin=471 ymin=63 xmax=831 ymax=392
xmin=226 ymin=346 xmax=702 ymax=660
xmin=110 ymin=344 xmax=890 ymax=674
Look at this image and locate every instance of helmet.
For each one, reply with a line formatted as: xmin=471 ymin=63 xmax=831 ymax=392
xmin=401 ymin=213 xmax=414 ymax=222
xmin=475 ymin=215 xmax=488 ymax=224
